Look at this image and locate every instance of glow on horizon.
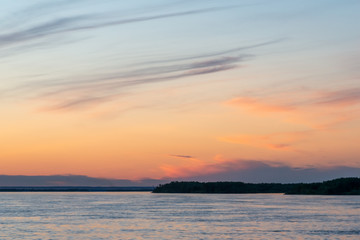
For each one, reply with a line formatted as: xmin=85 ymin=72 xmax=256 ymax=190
xmin=0 ymin=0 xmax=359 ymax=181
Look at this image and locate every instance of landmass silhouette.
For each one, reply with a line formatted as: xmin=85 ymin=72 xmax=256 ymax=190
xmin=152 ymin=177 xmax=360 ymax=195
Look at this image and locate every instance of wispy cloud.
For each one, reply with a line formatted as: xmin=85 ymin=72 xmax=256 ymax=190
xmin=226 ymin=97 xmax=295 ymax=113
xmin=227 ymin=87 xmax=360 ymax=111
xmin=15 ymin=41 xmax=281 ymax=111
xmin=219 ymin=131 xmax=311 ymax=153
xmin=0 ymin=15 xmax=91 ymax=48
xmin=27 ymin=55 xmax=243 ymax=111
xmin=142 ymin=39 xmax=282 ymax=65
xmin=0 ymin=2 xmax=243 ymax=50
xmin=316 ymin=88 xmax=360 ymax=107
xmin=169 ymin=154 xmax=195 ymax=159
xmin=225 ymin=86 xmax=360 ymax=129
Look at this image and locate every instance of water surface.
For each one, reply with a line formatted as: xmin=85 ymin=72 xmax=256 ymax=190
xmin=0 ymin=193 xmax=358 ymax=239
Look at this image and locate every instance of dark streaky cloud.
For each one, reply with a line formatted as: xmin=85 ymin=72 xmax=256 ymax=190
xmin=19 ymin=53 xmax=248 ymax=110
xmin=0 ymin=175 xmax=166 ymax=187
xmin=170 ymin=155 xmax=194 ymax=159
xmin=0 ymin=3 xmax=240 ymax=49
xmin=317 ymin=88 xmax=360 ymax=106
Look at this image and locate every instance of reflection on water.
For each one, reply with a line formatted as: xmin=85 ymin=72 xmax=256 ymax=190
xmin=0 ymin=193 xmax=358 ymax=239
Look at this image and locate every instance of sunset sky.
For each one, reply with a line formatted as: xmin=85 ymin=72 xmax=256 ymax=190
xmin=1 ymin=0 xmax=359 ymax=184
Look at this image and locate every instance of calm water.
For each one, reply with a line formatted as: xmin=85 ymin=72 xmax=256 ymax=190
xmin=0 ymin=192 xmax=358 ymax=239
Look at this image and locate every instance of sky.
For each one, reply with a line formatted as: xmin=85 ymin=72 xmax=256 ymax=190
xmin=0 ymin=0 xmax=359 ymax=185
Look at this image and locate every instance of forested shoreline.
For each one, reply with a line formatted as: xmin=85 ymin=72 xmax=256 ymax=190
xmin=152 ymin=177 xmax=360 ymax=195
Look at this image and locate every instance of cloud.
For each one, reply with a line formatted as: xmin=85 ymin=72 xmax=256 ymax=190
xmin=190 ymin=164 xmax=360 ymax=183
xmin=41 ymin=95 xmax=112 ymax=111
xmin=1 ymin=166 xmax=356 ymax=186
xmin=0 ymin=15 xmax=94 ymax=48
xmin=32 ymin=55 xmax=244 ymax=88
xmin=0 ymin=163 xmax=357 ymax=186
xmin=316 ymin=88 xmax=360 ymax=107
xmin=169 ymin=154 xmax=195 ymax=159
xmin=0 ymin=174 xmax=166 ymax=187
xmin=226 ymin=97 xmax=295 ymax=113
xmin=228 ymin=87 xmax=360 ymax=111
xmin=161 ymin=156 xmax=360 ymax=183
xmin=225 ymin=86 xmax=360 ymax=129
xmin=267 ymin=143 xmax=292 ymax=150
xmin=142 ymin=39 xmax=282 ymax=65
xmin=0 ymin=2 xmax=242 ymax=50
xmin=5 ymin=51 xmax=249 ymax=113
xmin=219 ymin=131 xmax=309 ymax=152
xmin=19 ymin=51 xmax=251 ymax=111
xmin=161 ymin=155 xmax=276 ymax=179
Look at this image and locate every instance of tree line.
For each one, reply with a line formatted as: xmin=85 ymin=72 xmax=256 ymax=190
xmin=152 ymin=177 xmax=360 ymax=195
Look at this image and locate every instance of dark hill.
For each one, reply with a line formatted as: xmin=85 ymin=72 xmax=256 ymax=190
xmin=152 ymin=177 xmax=360 ymax=195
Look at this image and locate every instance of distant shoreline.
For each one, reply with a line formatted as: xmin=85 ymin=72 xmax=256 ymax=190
xmin=152 ymin=177 xmax=360 ymax=195
xmin=0 ymin=187 xmax=155 ymax=192
xmin=1 ymin=177 xmax=359 ymax=194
